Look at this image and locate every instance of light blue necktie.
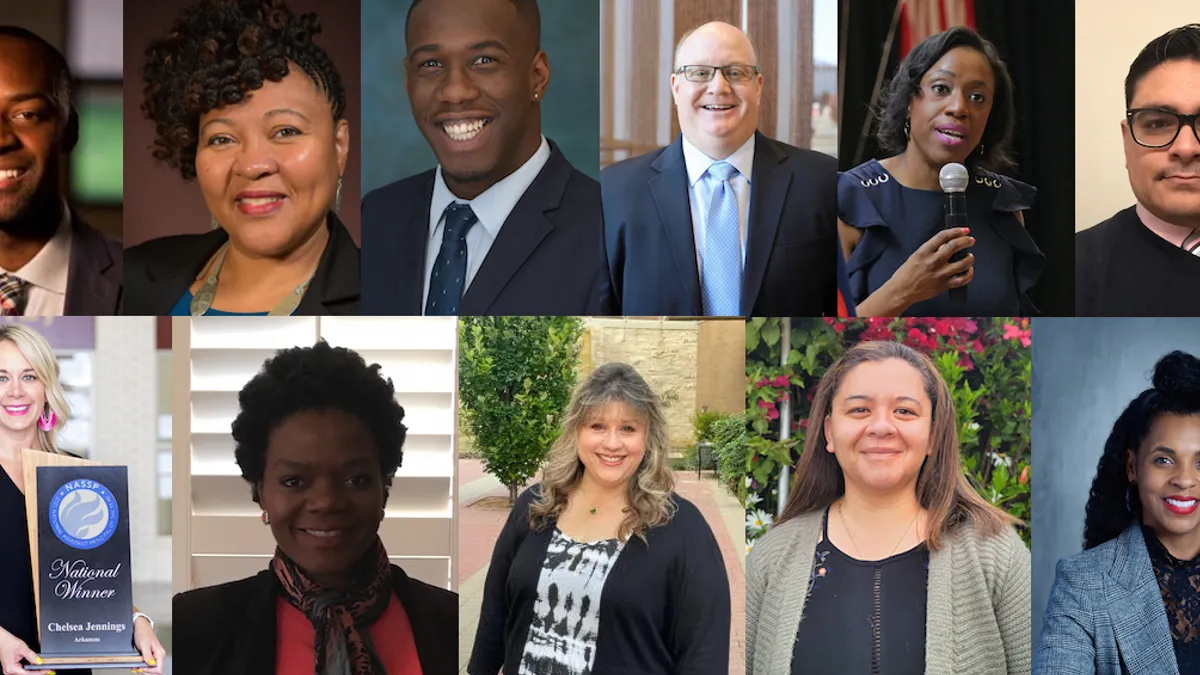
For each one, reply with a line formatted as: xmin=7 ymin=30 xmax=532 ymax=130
xmin=702 ymin=161 xmax=742 ymax=316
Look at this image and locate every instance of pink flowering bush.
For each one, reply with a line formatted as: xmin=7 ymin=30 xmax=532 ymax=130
xmin=746 ymin=317 xmax=1032 ymax=547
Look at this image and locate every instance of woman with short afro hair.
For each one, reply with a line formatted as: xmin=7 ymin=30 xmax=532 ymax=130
xmin=173 ymin=340 xmax=457 ymax=675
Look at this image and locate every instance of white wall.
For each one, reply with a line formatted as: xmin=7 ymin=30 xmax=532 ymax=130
xmin=1076 ymin=1 xmax=1200 ymax=231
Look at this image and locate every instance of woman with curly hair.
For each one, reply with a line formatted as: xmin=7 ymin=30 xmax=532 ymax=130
xmin=0 ymin=325 xmax=166 ymax=675
xmin=124 ymin=0 xmax=358 ymax=316
xmin=1034 ymin=351 xmax=1200 ymax=675
xmin=173 ymin=341 xmax=456 ymax=675
xmin=840 ymin=27 xmax=1045 ymax=317
xmin=747 ymin=340 xmax=1030 ymax=674
xmin=467 ymin=363 xmax=730 ymax=675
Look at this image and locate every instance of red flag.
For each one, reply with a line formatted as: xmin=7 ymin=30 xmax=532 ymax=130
xmin=899 ymin=0 xmax=976 ymax=58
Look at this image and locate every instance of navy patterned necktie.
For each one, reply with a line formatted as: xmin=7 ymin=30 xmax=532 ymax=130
xmin=426 ymin=202 xmax=478 ymax=316
xmin=0 ymin=273 xmax=27 ymax=316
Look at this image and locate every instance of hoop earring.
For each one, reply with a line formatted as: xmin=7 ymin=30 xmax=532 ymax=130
xmin=1125 ymin=483 xmax=1135 ymax=513
xmin=903 ymin=118 xmax=911 ymax=139
xmin=38 ymin=405 xmax=57 ymax=432
xmin=261 ymin=511 xmax=271 ymax=526
xmin=335 ymin=177 xmax=343 ymax=214
xmin=210 ymin=215 xmax=220 ymax=230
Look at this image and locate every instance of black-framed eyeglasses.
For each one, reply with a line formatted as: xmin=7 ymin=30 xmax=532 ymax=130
xmin=1126 ymin=108 xmax=1200 ymax=148
xmin=674 ymin=64 xmax=759 ymax=83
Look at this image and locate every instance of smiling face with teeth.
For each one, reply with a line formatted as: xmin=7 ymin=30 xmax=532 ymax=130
xmin=405 ymin=0 xmax=548 ymax=200
xmin=194 ymin=71 xmax=349 ymax=260
xmin=576 ymin=401 xmax=648 ymax=491
xmin=258 ymin=409 xmax=387 ymax=589
xmin=904 ymin=47 xmax=995 ymax=171
xmin=1127 ymin=413 xmax=1200 ymax=558
xmin=671 ymin=22 xmax=762 ymax=161
xmin=0 ymin=36 xmax=68 ymax=227
xmin=0 ymin=339 xmax=46 ymax=436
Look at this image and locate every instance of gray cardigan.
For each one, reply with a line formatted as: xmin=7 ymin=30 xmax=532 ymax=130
xmin=746 ymin=509 xmax=1031 ymax=675
xmin=1033 ymin=524 xmax=1178 ymax=675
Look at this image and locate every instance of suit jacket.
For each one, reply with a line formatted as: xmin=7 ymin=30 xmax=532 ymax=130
xmin=1034 ymin=525 xmax=1179 ymax=675
xmin=121 ymin=214 xmax=360 ymax=315
xmin=65 ymin=214 xmax=123 ymax=315
xmin=173 ymin=564 xmax=457 ymax=675
xmin=599 ymin=132 xmax=837 ymax=316
xmin=360 ymin=139 xmax=601 ymax=316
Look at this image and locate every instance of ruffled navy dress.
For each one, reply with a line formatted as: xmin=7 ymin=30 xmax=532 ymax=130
xmin=839 ymin=159 xmax=1046 ymax=316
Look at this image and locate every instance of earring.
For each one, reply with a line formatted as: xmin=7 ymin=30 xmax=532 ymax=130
xmin=335 ymin=177 xmax=343 ymax=214
xmin=261 ymin=511 xmax=270 ymax=526
xmin=976 ymin=142 xmax=986 ymax=156
xmin=210 ymin=215 xmax=220 ymax=230
xmin=38 ymin=405 xmax=56 ymax=432
xmin=903 ymin=118 xmax=911 ymax=139
xmin=1125 ymin=483 xmax=1135 ymax=513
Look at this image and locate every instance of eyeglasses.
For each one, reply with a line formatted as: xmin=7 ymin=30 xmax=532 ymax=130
xmin=674 ymin=64 xmax=759 ymax=83
xmin=1126 ymin=108 xmax=1200 ymax=148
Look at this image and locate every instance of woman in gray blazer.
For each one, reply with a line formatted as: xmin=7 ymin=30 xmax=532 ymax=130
xmin=746 ymin=340 xmax=1030 ymax=675
xmin=1034 ymin=351 xmax=1200 ymax=675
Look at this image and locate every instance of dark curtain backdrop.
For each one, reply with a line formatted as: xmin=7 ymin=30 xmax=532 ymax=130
xmin=838 ymin=0 xmax=1074 ymax=316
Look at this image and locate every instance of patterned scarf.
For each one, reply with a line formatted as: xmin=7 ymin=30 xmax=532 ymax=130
xmin=271 ymin=537 xmax=393 ymax=675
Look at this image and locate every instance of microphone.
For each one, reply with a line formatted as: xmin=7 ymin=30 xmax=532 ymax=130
xmin=938 ymin=163 xmax=969 ymax=306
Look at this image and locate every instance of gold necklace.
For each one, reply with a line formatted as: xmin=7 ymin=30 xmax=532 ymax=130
xmin=837 ymin=500 xmax=920 ymax=560
xmin=190 ymin=242 xmax=316 ymax=316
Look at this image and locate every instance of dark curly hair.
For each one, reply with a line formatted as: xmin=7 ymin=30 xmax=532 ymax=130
xmin=1083 ymin=351 xmax=1200 ymax=550
xmin=875 ymin=26 xmax=1016 ymax=172
xmin=141 ymin=0 xmax=346 ymax=180
xmin=232 ymin=340 xmax=407 ymax=506
xmin=1125 ymin=24 xmax=1200 ymax=108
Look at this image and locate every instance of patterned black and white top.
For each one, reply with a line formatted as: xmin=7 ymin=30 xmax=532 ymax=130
xmin=518 ymin=527 xmax=625 ymax=675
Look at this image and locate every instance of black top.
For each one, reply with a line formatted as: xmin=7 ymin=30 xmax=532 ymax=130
xmin=1076 ymin=206 xmax=1200 ymax=316
xmin=122 ymin=213 xmax=360 ymax=316
xmin=1145 ymin=526 xmax=1200 ymax=674
xmin=173 ymin=564 xmax=457 ymax=675
xmin=839 ymin=159 xmax=1045 ymax=317
xmin=792 ymin=509 xmax=929 ymax=675
xmin=468 ymin=486 xmax=731 ymax=675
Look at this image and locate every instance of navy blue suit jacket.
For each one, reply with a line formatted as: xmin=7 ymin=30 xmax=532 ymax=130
xmin=599 ymin=132 xmax=836 ymax=316
xmin=361 ymin=140 xmax=601 ymax=315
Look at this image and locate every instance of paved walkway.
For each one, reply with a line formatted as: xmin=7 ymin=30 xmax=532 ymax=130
xmin=457 ymin=459 xmax=746 ymax=674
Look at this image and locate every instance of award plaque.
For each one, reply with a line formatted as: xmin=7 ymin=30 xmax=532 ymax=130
xmin=21 ymin=449 xmax=144 ymax=670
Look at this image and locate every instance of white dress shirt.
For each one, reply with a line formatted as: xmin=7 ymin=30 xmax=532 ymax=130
xmin=681 ymin=133 xmax=755 ymax=276
xmin=423 ymin=136 xmax=553 ymax=313
xmin=1 ymin=205 xmax=72 ymax=316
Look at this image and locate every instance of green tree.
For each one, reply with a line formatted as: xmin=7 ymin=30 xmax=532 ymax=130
xmin=459 ymin=317 xmax=583 ymax=504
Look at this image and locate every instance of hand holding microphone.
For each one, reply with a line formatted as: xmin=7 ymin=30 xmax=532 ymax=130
xmin=889 ymin=226 xmax=975 ymax=309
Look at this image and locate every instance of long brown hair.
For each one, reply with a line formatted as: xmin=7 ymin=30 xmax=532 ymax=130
xmin=776 ymin=340 xmax=1016 ymax=550
xmin=529 ymin=363 xmax=676 ymax=542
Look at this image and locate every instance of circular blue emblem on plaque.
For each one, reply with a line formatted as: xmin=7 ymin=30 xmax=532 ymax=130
xmin=48 ymin=480 xmax=119 ymax=550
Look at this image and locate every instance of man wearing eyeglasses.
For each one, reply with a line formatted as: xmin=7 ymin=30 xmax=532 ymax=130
xmin=1076 ymin=24 xmax=1200 ymax=316
xmin=597 ymin=21 xmax=835 ymax=316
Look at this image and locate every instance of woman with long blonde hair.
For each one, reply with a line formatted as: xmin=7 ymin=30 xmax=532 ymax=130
xmin=469 ymin=362 xmax=730 ymax=675
xmin=0 ymin=324 xmax=166 ymax=675
xmin=746 ymin=340 xmax=1030 ymax=675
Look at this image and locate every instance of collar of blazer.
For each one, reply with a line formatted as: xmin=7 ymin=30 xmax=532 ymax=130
xmin=647 ymin=131 xmax=792 ymax=315
xmin=1104 ymin=524 xmax=1180 ymax=674
xmin=65 ymin=209 xmax=122 ymax=315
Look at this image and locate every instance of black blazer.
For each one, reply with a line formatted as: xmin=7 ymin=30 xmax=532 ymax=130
xmin=469 ymin=486 xmax=730 ymax=675
xmin=599 ymin=131 xmax=837 ymax=316
xmin=360 ymin=139 xmax=601 ymax=315
xmin=121 ymin=214 xmax=360 ymax=315
xmin=173 ymin=564 xmax=457 ymax=675
xmin=65 ymin=214 xmax=123 ymax=316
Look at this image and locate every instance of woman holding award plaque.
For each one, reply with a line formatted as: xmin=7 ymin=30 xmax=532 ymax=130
xmin=0 ymin=325 xmax=166 ymax=675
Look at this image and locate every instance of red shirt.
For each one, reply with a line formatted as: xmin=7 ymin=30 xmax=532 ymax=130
xmin=274 ymin=590 xmax=424 ymax=675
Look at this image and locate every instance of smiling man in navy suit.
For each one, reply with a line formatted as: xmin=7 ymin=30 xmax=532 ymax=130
xmin=361 ymin=0 xmax=600 ymax=316
xmin=599 ymin=21 xmax=836 ymax=316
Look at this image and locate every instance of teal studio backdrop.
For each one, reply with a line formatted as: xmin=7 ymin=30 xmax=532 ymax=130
xmin=360 ymin=0 xmax=601 ymax=194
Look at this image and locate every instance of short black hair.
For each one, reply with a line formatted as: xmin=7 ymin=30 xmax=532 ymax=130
xmin=1125 ymin=24 xmax=1200 ymax=108
xmin=405 ymin=0 xmax=541 ymax=51
xmin=232 ymin=340 xmax=407 ymax=506
xmin=1083 ymin=350 xmax=1200 ymax=550
xmin=0 ymin=26 xmax=74 ymax=124
xmin=875 ymin=26 xmax=1016 ymax=172
xmin=141 ymin=0 xmax=346 ymax=180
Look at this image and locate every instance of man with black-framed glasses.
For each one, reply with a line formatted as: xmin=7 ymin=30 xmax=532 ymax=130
xmin=598 ymin=21 xmax=836 ymax=317
xmin=1077 ymin=24 xmax=1200 ymax=316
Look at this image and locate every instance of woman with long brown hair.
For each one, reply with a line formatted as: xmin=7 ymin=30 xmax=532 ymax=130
xmin=746 ymin=340 xmax=1029 ymax=675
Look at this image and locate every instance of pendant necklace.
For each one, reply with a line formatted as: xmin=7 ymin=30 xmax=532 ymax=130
xmin=190 ymin=242 xmax=316 ymax=316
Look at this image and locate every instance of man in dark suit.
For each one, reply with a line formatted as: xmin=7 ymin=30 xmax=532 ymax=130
xmin=0 ymin=27 xmax=121 ymax=316
xmin=600 ymin=21 xmax=836 ymax=316
xmin=361 ymin=0 xmax=599 ymax=316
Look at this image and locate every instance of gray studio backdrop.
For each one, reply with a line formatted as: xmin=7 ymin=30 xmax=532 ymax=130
xmin=360 ymin=0 xmax=601 ymax=195
xmin=1031 ymin=317 xmax=1200 ymax=649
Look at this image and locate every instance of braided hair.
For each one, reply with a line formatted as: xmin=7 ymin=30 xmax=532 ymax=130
xmin=1083 ymin=350 xmax=1200 ymax=549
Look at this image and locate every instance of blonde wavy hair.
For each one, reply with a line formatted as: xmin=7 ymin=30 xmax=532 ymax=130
xmin=529 ymin=362 xmax=677 ymax=541
xmin=0 ymin=324 xmax=69 ymax=454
